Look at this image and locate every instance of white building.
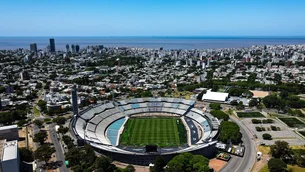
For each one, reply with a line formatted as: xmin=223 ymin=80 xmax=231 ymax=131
xmin=202 ymin=90 xmax=229 ymax=102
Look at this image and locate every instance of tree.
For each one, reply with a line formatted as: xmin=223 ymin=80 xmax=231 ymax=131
xmin=33 ymin=120 xmax=44 ymax=128
xmin=274 ymin=73 xmax=282 ymax=84
xmin=34 ymin=144 xmax=55 ymax=164
xmin=35 ymin=82 xmax=42 ymax=89
xmin=270 ymin=141 xmax=292 ymax=161
xmin=57 ymin=126 xmax=69 ymax=134
xmin=52 ymin=116 xmax=66 ymax=126
xmin=268 ymin=158 xmax=287 ymax=172
xmin=17 ymin=119 xmax=27 ymax=127
xmin=210 ymin=110 xmax=229 ymax=121
xmin=219 ymin=121 xmax=242 ymax=144
xmin=0 ymin=86 xmax=5 ymax=93
xmin=166 ymin=152 xmax=210 ymax=172
xmin=37 ymin=100 xmax=47 ymax=112
xmin=151 ymin=156 xmax=166 ymax=172
xmin=236 ymin=101 xmax=245 ymax=110
xmin=262 ymin=133 xmax=272 ymax=140
xmin=249 ymin=98 xmax=258 ymax=107
xmin=33 ymin=131 xmax=48 ymax=145
xmin=62 ymin=135 xmax=74 ymax=149
xmin=230 ymin=100 xmax=238 ymax=106
xmin=19 ymin=147 xmax=34 ymax=162
xmin=93 ymin=156 xmax=116 ymax=172
xmin=196 ymin=90 xmax=206 ymax=101
xmin=141 ymin=90 xmax=153 ymax=98
xmin=211 ymin=85 xmax=219 ymax=92
xmin=209 ymin=103 xmax=221 ymax=110
xmin=280 ymin=90 xmax=289 ymax=99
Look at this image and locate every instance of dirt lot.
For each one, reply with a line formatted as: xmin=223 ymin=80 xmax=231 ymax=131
xmin=18 ymin=127 xmax=27 ymax=148
xmin=113 ymin=161 xmax=150 ymax=172
xmin=209 ymin=158 xmax=227 ymax=172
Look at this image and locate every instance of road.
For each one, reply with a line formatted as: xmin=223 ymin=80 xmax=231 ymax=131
xmin=49 ymin=124 xmax=69 ymax=172
xmin=220 ymin=116 xmax=256 ymax=172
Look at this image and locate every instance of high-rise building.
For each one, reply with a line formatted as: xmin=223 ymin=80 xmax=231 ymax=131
xmin=0 ymin=98 xmax=2 ymax=111
xmin=72 ymin=85 xmax=79 ymax=116
xmin=30 ymin=43 xmax=37 ymax=52
xmin=20 ymin=70 xmax=30 ymax=81
xmin=0 ymin=139 xmax=20 ymax=172
xmin=66 ymin=44 xmax=70 ymax=52
xmin=71 ymin=44 xmax=75 ymax=53
xmin=49 ymin=38 xmax=55 ymax=53
xmin=76 ymin=44 xmax=80 ymax=53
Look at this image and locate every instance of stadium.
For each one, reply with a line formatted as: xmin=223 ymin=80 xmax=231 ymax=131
xmin=71 ymin=97 xmax=220 ymax=165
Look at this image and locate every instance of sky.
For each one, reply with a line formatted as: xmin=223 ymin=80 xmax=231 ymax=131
xmin=1 ymin=0 xmax=305 ymax=36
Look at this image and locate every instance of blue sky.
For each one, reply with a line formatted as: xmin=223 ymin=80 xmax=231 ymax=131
xmin=1 ymin=0 xmax=305 ymax=36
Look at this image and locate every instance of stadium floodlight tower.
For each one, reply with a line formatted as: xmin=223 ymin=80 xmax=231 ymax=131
xmin=72 ymin=85 xmax=79 ymax=117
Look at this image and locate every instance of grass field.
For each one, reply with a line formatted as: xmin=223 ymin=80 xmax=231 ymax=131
xmin=259 ymin=164 xmax=305 ymax=172
xmin=236 ymin=112 xmax=265 ymax=118
xmin=33 ymin=106 xmax=40 ymax=117
xmin=278 ymin=117 xmax=305 ymax=128
xmin=120 ymin=117 xmax=187 ymax=147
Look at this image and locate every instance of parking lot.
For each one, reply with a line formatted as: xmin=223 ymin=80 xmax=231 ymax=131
xmin=240 ymin=118 xmax=305 ymax=145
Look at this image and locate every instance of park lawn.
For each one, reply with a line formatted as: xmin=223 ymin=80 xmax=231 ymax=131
xmin=259 ymin=164 xmax=305 ymax=172
xmin=166 ymin=91 xmax=193 ymax=99
xmin=33 ymin=106 xmax=40 ymax=117
xmin=120 ymin=117 xmax=187 ymax=147
xmin=278 ymin=117 xmax=305 ymax=128
xmin=236 ymin=112 xmax=265 ymax=118
xmin=258 ymin=146 xmax=270 ymax=155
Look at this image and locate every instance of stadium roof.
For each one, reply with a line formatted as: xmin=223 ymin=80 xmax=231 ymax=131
xmin=202 ymin=90 xmax=229 ymax=102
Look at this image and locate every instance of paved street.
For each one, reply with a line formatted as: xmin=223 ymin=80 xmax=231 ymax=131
xmin=221 ymin=116 xmax=256 ymax=172
xmin=49 ymin=124 xmax=69 ymax=172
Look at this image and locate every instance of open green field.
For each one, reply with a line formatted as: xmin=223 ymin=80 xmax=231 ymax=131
xmin=33 ymin=106 xmax=40 ymax=117
xmin=120 ymin=117 xmax=187 ymax=147
xmin=236 ymin=112 xmax=265 ymax=118
xmin=278 ymin=118 xmax=305 ymax=128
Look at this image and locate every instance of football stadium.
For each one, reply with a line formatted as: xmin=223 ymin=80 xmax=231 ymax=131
xmin=71 ymin=97 xmax=220 ymax=165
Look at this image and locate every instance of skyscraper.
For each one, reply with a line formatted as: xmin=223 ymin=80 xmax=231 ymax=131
xmin=75 ymin=44 xmax=80 ymax=53
xmin=66 ymin=44 xmax=70 ymax=52
xmin=71 ymin=44 xmax=75 ymax=53
xmin=72 ymin=85 xmax=79 ymax=116
xmin=30 ymin=43 xmax=37 ymax=52
xmin=49 ymin=38 xmax=55 ymax=53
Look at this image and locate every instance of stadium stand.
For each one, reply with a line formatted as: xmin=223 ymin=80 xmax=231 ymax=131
xmin=71 ymin=97 xmax=219 ymax=164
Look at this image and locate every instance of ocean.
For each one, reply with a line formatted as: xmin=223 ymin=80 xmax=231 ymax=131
xmin=1 ymin=37 xmax=305 ymax=50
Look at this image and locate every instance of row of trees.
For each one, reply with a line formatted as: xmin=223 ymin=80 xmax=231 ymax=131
xmin=267 ymin=141 xmax=305 ymax=171
xmin=64 ymin=139 xmax=135 ymax=172
xmin=262 ymin=93 xmax=305 ymax=110
xmin=178 ymin=79 xmax=305 ymax=95
xmin=0 ymin=110 xmax=27 ymax=125
xmin=150 ymin=153 xmax=210 ymax=172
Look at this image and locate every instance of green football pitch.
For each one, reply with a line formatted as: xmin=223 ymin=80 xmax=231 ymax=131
xmin=120 ymin=117 xmax=187 ymax=147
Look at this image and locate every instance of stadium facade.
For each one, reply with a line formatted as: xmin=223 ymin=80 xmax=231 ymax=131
xmin=71 ymin=97 xmax=220 ymax=165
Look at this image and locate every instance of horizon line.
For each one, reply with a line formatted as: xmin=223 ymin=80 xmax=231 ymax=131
xmin=1 ymin=35 xmax=305 ymax=38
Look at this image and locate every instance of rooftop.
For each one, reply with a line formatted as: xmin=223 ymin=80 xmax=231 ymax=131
xmin=202 ymin=90 xmax=229 ymax=102
xmin=0 ymin=125 xmax=18 ymax=131
xmin=1 ymin=140 xmax=18 ymax=161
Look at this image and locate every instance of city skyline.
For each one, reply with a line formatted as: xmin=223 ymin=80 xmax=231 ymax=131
xmin=1 ymin=0 xmax=305 ymax=36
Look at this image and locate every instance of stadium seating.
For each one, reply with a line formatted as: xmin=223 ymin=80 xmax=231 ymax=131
xmin=74 ymin=97 xmax=219 ymax=148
